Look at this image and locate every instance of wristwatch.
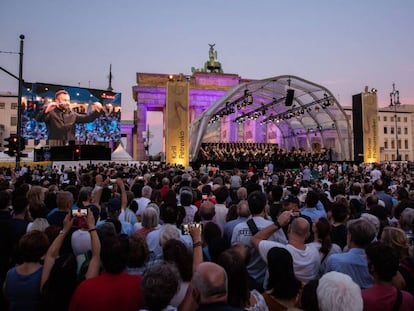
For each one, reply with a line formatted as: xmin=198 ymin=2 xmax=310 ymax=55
xmin=274 ymin=220 xmax=281 ymax=230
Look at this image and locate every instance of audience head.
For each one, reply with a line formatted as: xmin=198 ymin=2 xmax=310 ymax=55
xmin=199 ymin=201 xmax=215 ymax=221
xmin=266 ymin=246 xmax=302 ymax=300
xmin=217 ymin=248 xmax=250 ymax=308
xmin=100 ymin=235 xmax=129 ymax=274
xmin=247 ymin=191 xmax=267 ymax=215
xmin=56 ymin=191 xmax=74 ymax=211
xmin=191 ymin=262 xmax=228 ymax=305
xmin=141 ymin=263 xmax=180 ymax=311
xmin=347 ymin=218 xmax=376 ymax=248
xmin=160 ymin=204 xmax=179 ymax=224
xmin=289 ymin=217 xmax=311 ymax=242
xmin=366 ymin=242 xmax=399 ymax=282
xmin=142 ymin=185 xmax=153 ymax=198
xmin=159 ymin=224 xmax=180 ymax=247
xmin=179 ymin=187 xmax=193 ymax=207
xmin=331 ymin=202 xmax=349 ymax=223
xmin=305 ymin=190 xmax=319 ymax=208
xmin=380 ymin=226 xmax=409 ymax=260
xmin=142 ymin=207 xmax=159 ymax=229
xmin=236 ymin=187 xmax=247 ymax=201
xmin=18 ymin=230 xmax=50 ymax=263
xmin=163 ymin=239 xmax=193 ymax=282
xmin=214 ymin=186 xmax=229 ymax=204
xmin=127 ymin=234 xmax=149 ymax=268
xmin=399 ymin=208 xmax=414 ymax=231
xmin=317 ymin=271 xmax=363 ymax=311
xmin=237 ymin=200 xmax=250 ymax=218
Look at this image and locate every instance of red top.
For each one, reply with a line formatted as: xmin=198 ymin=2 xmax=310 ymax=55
xmin=362 ymin=284 xmax=414 ymax=311
xmin=68 ymin=272 xmax=144 ymax=311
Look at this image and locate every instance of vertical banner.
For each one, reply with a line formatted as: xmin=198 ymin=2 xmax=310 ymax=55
xmin=362 ymin=92 xmax=379 ymax=163
xmin=165 ymin=82 xmax=189 ymax=167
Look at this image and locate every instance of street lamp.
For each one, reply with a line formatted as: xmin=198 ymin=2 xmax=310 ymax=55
xmin=390 ymin=83 xmax=401 ymax=161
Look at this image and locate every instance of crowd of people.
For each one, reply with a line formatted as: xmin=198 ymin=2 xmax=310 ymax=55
xmin=1 ymin=159 xmax=414 ymax=310
xmin=196 ymin=142 xmax=331 ymax=169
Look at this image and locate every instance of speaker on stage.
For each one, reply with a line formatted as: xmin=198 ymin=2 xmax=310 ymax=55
xmin=285 ymin=89 xmax=295 ymax=106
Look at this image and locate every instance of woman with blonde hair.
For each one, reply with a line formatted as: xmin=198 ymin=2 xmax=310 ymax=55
xmin=27 ymin=185 xmax=49 ymax=232
xmin=381 ymin=226 xmax=410 ymax=261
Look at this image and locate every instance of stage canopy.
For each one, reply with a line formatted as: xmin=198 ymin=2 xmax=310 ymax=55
xmin=189 ymin=75 xmax=353 ymax=161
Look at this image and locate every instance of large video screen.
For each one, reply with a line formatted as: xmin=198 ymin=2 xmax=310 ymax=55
xmin=21 ymin=82 xmax=121 ymax=144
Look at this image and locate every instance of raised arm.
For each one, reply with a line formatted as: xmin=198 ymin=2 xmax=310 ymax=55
xmin=251 ymin=210 xmax=292 ymax=250
xmin=189 ymin=223 xmax=203 ymax=272
xmin=116 ymin=178 xmax=127 ymax=209
xmin=84 ymin=211 xmax=101 ymax=279
xmin=41 ymin=213 xmax=73 ymax=289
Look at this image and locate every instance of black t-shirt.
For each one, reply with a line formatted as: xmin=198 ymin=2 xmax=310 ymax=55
xmin=331 ymin=223 xmax=347 ymax=250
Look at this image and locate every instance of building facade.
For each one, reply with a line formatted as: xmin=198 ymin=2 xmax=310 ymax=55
xmin=344 ymin=104 xmax=414 ymax=162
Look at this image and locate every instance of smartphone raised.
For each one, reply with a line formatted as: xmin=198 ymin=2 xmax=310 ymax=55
xmin=181 ymin=222 xmax=203 ymax=235
xmin=72 ymin=208 xmax=88 ymax=217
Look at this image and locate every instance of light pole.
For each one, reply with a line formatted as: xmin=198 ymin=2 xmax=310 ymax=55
xmin=0 ymin=34 xmax=25 ymax=170
xmin=390 ymin=83 xmax=401 ymax=161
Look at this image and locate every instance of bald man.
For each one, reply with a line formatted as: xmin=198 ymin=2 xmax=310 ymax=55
xmin=252 ymin=216 xmax=320 ymax=284
xmin=191 ymin=262 xmax=244 ymax=311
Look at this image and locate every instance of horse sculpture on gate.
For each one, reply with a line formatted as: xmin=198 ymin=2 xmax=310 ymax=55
xmin=204 ymin=44 xmax=223 ymax=73
xmin=191 ymin=44 xmax=224 ymax=73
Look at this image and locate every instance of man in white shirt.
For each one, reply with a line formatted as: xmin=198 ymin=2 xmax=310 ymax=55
xmin=370 ymin=165 xmax=382 ymax=182
xmin=252 ymin=216 xmax=320 ymax=284
xmin=213 ymin=186 xmax=229 ymax=228
xmin=135 ymin=185 xmax=152 ymax=221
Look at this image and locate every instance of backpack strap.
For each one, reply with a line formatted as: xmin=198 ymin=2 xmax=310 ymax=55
xmin=247 ymin=218 xmax=259 ymax=235
xmin=392 ymin=289 xmax=402 ymax=311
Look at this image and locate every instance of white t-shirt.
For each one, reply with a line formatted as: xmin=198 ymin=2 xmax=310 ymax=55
xmin=214 ymin=203 xmax=228 ymax=228
xmin=259 ymin=240 xmax=320 ymax=284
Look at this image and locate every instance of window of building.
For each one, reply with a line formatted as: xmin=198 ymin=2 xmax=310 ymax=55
xmin=11 ymin=103 xmax=18 ymax=109
xmin=405 ymin=154 xmax=409 ymax=161
xmin=405 ymin=139 xmax=408 ymax=149
xmin=398 ymin=140 xmax=402 ymax=149
xmin=391 ymin=140 xmax=395 ymax=149
xmin=397 ymin=117 xmax=401 ymax=122
xmin=384 ymin=141 xmax=388 ymax=149
xmin=391 ymin=127 xmax=395 ymax=134
xmin=404 ymin=117 xmax=408 ymax=122
xmin=385 ymin=154 xmax=389 ymax=161
xmin=391 ymin=116 xmax=394 ymax=122
xmin=392 ymin=154 xmax=395 ymax=161
xmin=404 ymin=127 xmax=408 ymax=135
xmin=384 ymin=127 xmax=388 ymax=134
xmin=398 ymin=127 xmax=401 ymax=135
xmin=0 ymin=103 xmax=5 ymax=109
xmin=383 ymin=116 xmax=388 ymax=122
xmin=10 ymin=116 xmax=17 ymax=126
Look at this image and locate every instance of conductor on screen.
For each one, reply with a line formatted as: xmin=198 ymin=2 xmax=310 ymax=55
xmin=36 ymin=90 xmax=104 ymax=146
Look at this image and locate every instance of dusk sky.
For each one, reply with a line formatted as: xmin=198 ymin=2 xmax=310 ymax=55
xmin=1 ymin=0 xmax=413 ymax=153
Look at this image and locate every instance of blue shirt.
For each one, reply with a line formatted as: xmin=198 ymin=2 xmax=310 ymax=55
xmin=300 ymin=200 xmax=327 ymax=222
xmin=4 ymin=266 xmax=43 ymax=311
xmin=325 ymin=247 xmax=373 ymax=288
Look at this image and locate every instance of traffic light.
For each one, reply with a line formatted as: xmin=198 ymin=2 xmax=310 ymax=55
xmin=19 ymin=136 xmax=26 ymax=152
xmin=4 ymin=135 xmax=19 ymax=156
xmin=74 ymin=146 xmax=81 ymax=160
